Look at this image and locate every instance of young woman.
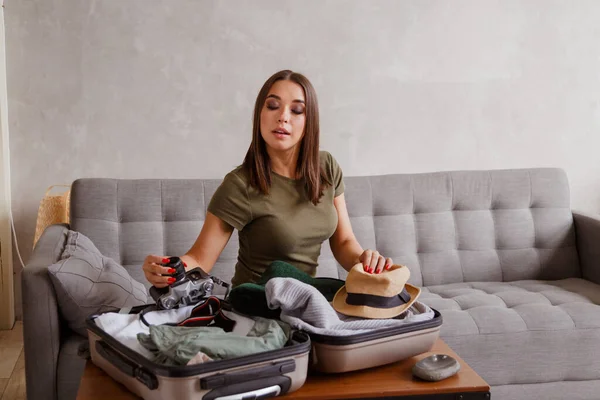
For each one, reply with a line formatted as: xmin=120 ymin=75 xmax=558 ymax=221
xmin=143 ymin=70 xmax=393 ymax=288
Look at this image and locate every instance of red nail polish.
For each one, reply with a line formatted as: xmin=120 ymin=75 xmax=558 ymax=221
xmin=385 ymin=264 xmax=391 ymax=270
xmin=162 ymin=258 xmax=170 ymax=264
xmin=183 ymin=262 xmax=187 ymax=267
xmin=368 ymin=268 xmax=373 ymax=273
xmin=363 ymin=265 xmax=368 ymax=272
xmin=168 ymin=277 xmax=175 ymax=283
xmin=168 ymin=268 xmax=176 ymax=273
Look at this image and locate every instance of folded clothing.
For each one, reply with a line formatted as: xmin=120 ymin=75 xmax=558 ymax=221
xmin=265 ymin=278 xmax=435 ymax=336
xmin=137 ymin=317 xmax=290 ymax=366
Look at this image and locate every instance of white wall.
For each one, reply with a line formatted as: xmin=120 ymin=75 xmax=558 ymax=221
xmin=0 ymin=0 xmax=15 ymax=328
xmin=5 ymin=0 xmax=600 ymax=317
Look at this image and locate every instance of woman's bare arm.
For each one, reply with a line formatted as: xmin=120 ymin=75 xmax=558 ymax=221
xmin=143 ymin=211 xmax=234 ymax=287
xmin=329 ymin=193 xmax=364 ymax=271
xmin=180 ymin=211 xmax=234 ymax=273
xmin=329 ymin=193 xmax=393 ymax=273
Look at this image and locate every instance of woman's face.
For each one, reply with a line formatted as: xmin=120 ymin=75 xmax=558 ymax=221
xmin=260 ymin=79 xmax=306 ymax=154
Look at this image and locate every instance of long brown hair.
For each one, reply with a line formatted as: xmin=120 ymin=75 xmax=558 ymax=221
xmin=242 ymin=70 xmax=330 ymax=205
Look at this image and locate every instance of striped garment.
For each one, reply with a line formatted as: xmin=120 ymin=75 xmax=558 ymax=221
xmin=265 ymin=278 xmax=435 ymax=336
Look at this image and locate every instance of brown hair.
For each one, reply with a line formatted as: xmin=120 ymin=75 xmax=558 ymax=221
xmin=242 ymin=70 xmax=330 ymax=205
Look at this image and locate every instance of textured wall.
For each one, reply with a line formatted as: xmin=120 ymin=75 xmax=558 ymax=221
xmin=5 ymin=0 xmax=600 ymax=317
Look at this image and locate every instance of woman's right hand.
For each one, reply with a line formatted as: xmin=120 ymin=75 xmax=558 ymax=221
xmin=142 ymin=255 xmax=176 ymax=288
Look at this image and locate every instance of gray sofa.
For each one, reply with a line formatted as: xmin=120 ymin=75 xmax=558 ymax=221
xmin=22 ymin=168 xmax=600 ymax=400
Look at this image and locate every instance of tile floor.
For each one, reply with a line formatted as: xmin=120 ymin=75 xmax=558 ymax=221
xmin=0 ymin=321 xmax=25 ymax=400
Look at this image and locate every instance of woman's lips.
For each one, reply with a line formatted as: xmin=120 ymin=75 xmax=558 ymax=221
xmin=273 ymin=127 xmax=290 ymax=135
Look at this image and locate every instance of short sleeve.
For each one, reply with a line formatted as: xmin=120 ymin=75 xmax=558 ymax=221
xmin=207 ymin=171 xmax=252 ymax=230
xmin=324 ymin=151 xmax=345 ymax=197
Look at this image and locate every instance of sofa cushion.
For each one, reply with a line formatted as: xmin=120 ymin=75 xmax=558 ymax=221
xmin=421 ymin=278 xmax=600 ymax=386
xmin=47 ymin=230 xmax=148 ymax=336
xmin=69 ymin=169 xmax=579 ymax=289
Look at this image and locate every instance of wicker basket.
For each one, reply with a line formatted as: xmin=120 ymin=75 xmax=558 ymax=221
xmin=33 ymin=184 xmax=71 ymax=248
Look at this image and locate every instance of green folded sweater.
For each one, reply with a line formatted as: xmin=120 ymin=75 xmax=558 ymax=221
xmin=228 ymin=260 xmax=345 ymax=319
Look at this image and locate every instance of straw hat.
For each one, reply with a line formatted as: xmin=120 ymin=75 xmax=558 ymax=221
xmin=332 ymin=263 xmax=421 ymax=319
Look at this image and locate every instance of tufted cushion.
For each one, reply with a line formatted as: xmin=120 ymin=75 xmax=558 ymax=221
xmin=70 ymin=178 xmax=342 ymax=287
xmin=419 ymin=278 xmax=600 ymax=386
xmin=335 ymin=168 xmax=580 ymax=284
xmin=70 ymin=168 xmax=579 ymax=288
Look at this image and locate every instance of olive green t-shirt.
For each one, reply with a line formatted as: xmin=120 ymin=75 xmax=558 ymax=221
xmin=207 ymin=151 xmax=345 ymax=287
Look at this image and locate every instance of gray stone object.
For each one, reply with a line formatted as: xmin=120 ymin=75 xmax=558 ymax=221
xmin=412 ymin=354 xmax=461 ymax=382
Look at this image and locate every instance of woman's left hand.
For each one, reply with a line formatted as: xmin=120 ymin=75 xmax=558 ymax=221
xmin=359 ymin=250 xmax=393 ymax=274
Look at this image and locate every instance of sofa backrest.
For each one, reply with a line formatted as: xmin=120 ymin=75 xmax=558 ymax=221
xmin=70 ymin=168 xmax=580 ymax=288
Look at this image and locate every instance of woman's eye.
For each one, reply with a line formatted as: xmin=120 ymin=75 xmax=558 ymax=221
xmin=266 ymin=100 xmax=279 ymax=110
xmin=292 ymin=106 xmax=305 ymax=115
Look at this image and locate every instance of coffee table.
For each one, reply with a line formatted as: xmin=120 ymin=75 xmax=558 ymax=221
xmin=76 ymin=338 xmax=490 ymax=399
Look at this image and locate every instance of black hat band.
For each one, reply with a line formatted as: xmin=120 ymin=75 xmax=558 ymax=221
xmin=345 ymin=287 xmax=411 ymax=309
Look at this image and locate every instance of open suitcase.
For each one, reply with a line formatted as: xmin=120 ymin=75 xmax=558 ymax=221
xmin=85 ymin=299 xmax=311 ymax=400
xmin=86 ymin=263 xmax=442 ymax=400
xmin=229 ymin=270 xmax=444 ymax=375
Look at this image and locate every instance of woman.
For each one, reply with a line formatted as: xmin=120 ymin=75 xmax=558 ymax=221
xmin=143 ymin=70 xmax=393 ymax=288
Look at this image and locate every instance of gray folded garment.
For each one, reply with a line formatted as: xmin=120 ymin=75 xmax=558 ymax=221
xmin=265 ymin=277 xmax=435 ymax=336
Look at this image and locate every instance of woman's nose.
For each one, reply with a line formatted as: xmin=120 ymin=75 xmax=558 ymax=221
xmin=278 ymin=108 xmax=290 ymax=123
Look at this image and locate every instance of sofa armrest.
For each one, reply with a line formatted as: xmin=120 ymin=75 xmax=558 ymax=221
xmin=574 ymin=211 xmax=600 ymax=285
xmin=22 ymin=224 xmax=69 ymax=400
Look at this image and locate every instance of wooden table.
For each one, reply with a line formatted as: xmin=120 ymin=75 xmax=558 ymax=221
xmin=77 ymin=339 xmax=490 ymax=400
